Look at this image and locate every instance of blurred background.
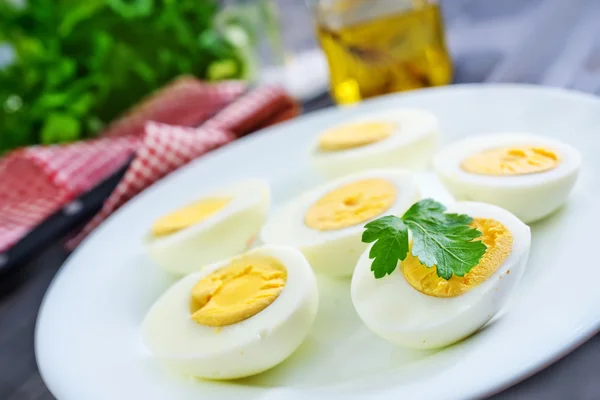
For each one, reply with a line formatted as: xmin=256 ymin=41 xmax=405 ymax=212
xmin=2 ymin=0 xmax=600 ymax=398
xmin=3 ymin=0 xmax=600 ymax=153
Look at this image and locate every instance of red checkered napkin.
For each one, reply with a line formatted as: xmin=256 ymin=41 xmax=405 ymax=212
xmin=65 ymin=123 xmax=234 ymax=248
xmin=67 ymin=84 xmax=298 ymax=249
xmin=0 ymin=137 xmax=138 ymax=252
xmin=0 ymin=152 xmax=71 ymax=252
xmin=0 ymin=77 xmax=300 ymax=254
xmin=103 ymin=76 xmax=247 ymax=137
xmin=203 ymin=83 xmax=301 ymax=135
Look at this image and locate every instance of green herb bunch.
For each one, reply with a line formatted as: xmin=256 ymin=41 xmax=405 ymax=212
xmin=0 ymin=0 xmax=252 ymax=152
xmin=363 ymin=199 xmax=488 ymax=280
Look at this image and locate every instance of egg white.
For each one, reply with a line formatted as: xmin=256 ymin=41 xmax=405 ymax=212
xmin=145 ymin=179 xmax=270 ymax=276
xmin=351 ymin=201 xmax=531 ymax=349
xmin=434 ymin=132 xmax=581 ymax=223
xmin=260 ymin=169 xmax=420 ymax=277
xmin=141 ymin=245 xmax=319 ymax=380
xmin=310 ymin=108 xmax=439 ymax=179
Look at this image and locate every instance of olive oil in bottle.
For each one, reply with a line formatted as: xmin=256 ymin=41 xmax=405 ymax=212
xmin=315 ymin=0 xmax=453 ymax=105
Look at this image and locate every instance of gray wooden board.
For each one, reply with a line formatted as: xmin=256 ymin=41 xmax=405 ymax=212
xmin=2 ymin=0 xmax=600 ymax=398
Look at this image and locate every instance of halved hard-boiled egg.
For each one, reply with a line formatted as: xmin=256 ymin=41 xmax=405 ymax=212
xmin=142 ymin=245 xmax=318 ymax=380
xmin=434 ymin=133 xmax=581 ymax=223
xmin=145 ymin=179 xmax=270 ymax=275
xmin=260 ymin=169 xmax=420 ymax=277
xmin=310 ymin=108 xmax=439 ymax=179
xmin=351 ymin=202 xmax=531 ymax=349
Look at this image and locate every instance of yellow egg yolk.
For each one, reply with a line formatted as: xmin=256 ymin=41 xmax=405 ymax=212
xmin=401 ymin=218 xmax=513 ymax=297
xmin=305 ymin=178 xmax=397 ymax=231
xmin=318 ymin=121 xmax=396 ymax=151
xmin=151 ymin=198 xmax=231 ymax=237
xmin=189 ymin=254 xmax=287 ymax=327
xmin=461 ymin=146 xmax=560 ymax=176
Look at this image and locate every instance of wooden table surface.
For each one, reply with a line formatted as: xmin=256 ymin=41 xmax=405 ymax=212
xmin=3 ymin=0 xmax=600 ymax=399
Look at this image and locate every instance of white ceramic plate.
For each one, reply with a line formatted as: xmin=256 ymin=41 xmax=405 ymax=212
xmin=36 ymin=84 xmax=599 ymax=400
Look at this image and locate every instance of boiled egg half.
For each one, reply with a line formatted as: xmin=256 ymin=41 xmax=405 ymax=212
xmin=145 ymin=179 xmax=270 ymax=275
xmin=351 ymin=202 xmax=531 ymax=349
xmin=142 ymin=245 xmax=318 ymax=380
xmin=310 ymin=108 xmax=439 ymax=179
xmin=434 ymin=133 xmax=581 ymax=223
xmin=260 ymin=169 xmax=420 ymax=277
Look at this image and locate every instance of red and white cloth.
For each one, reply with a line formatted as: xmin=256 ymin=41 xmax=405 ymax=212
xmin=0 ymin=76 xmax=300 ymax=253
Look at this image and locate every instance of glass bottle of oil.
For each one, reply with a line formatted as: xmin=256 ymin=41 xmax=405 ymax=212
xmin=313 ymin=0 xmax=453 ymax=105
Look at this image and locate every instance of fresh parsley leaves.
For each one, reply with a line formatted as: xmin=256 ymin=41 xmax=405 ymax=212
xmin=362 ymin=199 xmax=488 ymax=280
xmin=363 ymin=216 xmax=409 ymax=279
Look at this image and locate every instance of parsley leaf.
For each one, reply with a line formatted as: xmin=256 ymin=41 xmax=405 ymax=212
xmin=402 ymin=198 xmax=473 ymax=226
xmin=403 ymin=218 xmax=487 ymax=280
xmin=362 ymin=199 xmax=488 ymax=280
xmin=362 ymin=216 xmax=409 ymax=278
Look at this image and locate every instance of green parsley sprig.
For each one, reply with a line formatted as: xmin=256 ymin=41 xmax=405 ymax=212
xmin=362 ymin=199 xmax=488 ymax=280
